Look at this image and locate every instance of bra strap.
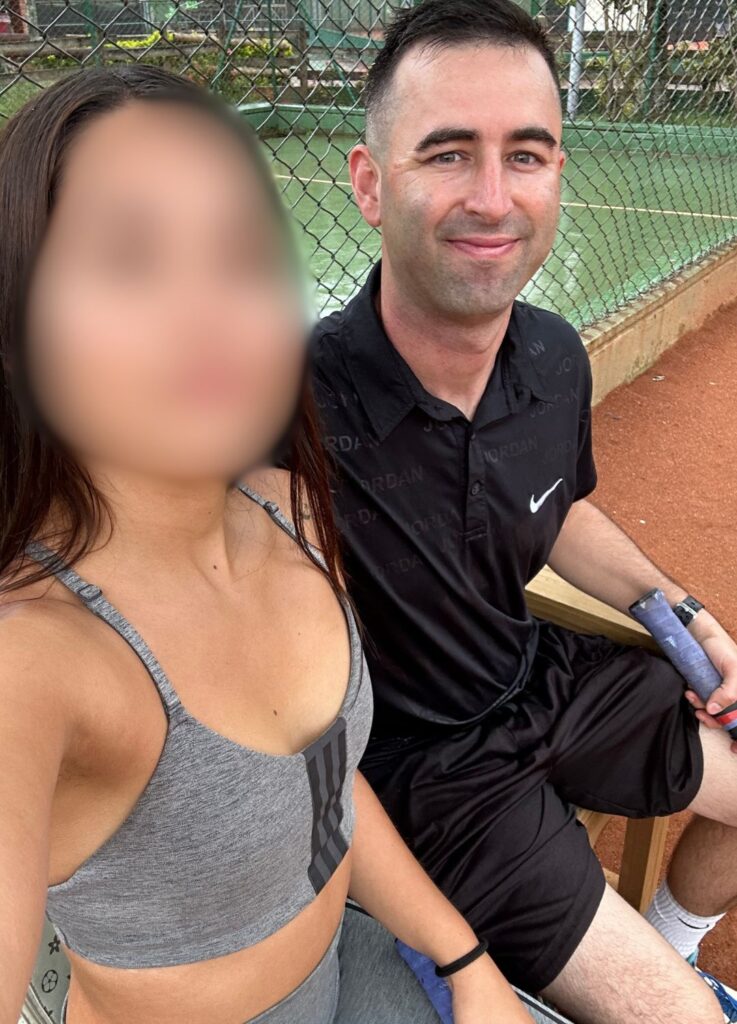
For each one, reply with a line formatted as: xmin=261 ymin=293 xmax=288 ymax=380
xmin=236 ymin=483 xmax=362 ymax=668
xmin=236 ymin=481 xmax=328 ymax=571
xmin=24 ymin=540 xmax=182 ymax=717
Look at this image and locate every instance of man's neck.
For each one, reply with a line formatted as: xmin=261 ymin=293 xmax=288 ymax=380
xmin=375 ymin=267 xmax=513 ymax=422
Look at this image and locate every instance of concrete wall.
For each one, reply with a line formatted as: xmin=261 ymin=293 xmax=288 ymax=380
xmin=584 ymin=241 xmax=737 ymax=405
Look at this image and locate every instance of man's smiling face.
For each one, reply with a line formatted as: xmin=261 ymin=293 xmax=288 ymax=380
xmin=360 ymin=41 xmax=566 ymax=321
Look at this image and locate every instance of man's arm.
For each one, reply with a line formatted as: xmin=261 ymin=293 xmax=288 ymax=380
xmin=547 ymin=498 xmax=689 ymax=613
xmin=547 ymin=498 xmax=737 ymax=750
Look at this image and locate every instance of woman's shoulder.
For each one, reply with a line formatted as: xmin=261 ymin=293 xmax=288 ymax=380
xmin=1 ymin=578 xmax=79 ymax=656
xmin=0 ymin=576 xmax=108 ymax=718
xmin=0 ymin=570 xmax=149 ymax=792
xmin=0 ymin=592 xmax=80 ymax=780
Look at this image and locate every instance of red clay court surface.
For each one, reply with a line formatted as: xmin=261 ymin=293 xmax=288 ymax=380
xmin=589 ymin=297 xmax=737 ymax=984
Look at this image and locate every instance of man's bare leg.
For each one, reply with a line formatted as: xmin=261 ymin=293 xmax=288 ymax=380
xmin=541 ymin=724 xmax=737 ymax=1023
xmin=666 ymin=723 xmax=737 ymax=919
xmin=540 ymin=884 xmax=723 ymax=1024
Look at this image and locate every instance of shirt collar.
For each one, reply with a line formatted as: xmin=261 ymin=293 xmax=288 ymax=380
xmin=340 ymin=261 xmax=418 ymax=442
xmin=504 ymin=301 xmax=560 ymax=404
xmin=341 ymin=260 xmax=557 ymax=442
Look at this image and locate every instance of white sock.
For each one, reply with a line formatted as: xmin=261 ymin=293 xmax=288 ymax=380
xmin=645 ymin=879 xmax=725 ymax=960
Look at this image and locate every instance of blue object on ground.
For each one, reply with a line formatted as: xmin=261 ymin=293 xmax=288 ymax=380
xmin=395 ymin=939 xmax=579 ymax=1023
xmin=395 ymin=940 xmax=454 ymax=1023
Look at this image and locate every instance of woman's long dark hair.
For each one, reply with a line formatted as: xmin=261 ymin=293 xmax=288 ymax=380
xmin=0 ymin=65 xmax=342 ymax=595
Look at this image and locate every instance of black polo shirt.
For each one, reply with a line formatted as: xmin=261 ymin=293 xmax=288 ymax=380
xmin=309 ymin=260 xmax=597 ymax=737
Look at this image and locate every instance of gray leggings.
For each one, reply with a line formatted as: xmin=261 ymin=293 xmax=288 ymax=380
xmin=60 ymin=905 xmax=568 ymax=1024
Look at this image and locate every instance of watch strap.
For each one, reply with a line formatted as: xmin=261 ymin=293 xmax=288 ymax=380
xmin=673 ymin=595 xmax=704 ymax=627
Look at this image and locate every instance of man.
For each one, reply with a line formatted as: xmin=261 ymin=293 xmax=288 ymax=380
xmin=306 ymin=2 xmax=737 ymax=1022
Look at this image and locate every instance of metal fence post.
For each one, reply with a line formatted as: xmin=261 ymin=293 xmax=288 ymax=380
xmin=82 ymin=0 xmax=102 ymax=64
xmin=566 ymin=0 xmax=587 ymax=122
xmin=267 ymin=0 xmax=278 ymax=99
xmin=643 ymin=0 xmax=667 ymax=119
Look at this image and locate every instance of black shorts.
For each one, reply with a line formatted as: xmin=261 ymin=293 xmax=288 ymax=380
xmin=358 ymin=620 xmax=704 ymax=993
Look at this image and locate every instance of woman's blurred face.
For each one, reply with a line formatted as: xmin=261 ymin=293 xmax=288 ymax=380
xmin=24 ymin=100 xmax=306 ymax=484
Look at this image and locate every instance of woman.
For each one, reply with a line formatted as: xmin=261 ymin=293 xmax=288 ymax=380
xmin=0 ymin=66 xmax=536 ymax=1024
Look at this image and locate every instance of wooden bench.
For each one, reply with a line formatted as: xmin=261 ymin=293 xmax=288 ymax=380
xmin=525 ymin=566 xmax=669 ymax=913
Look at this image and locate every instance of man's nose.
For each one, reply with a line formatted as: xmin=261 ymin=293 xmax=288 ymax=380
xmin=463 ymin=162 xmax=515 ymax=222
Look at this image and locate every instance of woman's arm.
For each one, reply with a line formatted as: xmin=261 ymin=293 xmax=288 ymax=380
xmin=0 ymin=608 xmax=72 ymax=1024
xmin=252 ymin=470 xmax=532 ymax=1018
xmin=349 ymin=771 xmax=533 ymax=1022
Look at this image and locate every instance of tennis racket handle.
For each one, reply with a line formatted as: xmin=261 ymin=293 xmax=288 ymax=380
xmin=395 ymin=940 xmax=454 ymax=1024
xmin=629 ymin=589 xmax=737 ymax=736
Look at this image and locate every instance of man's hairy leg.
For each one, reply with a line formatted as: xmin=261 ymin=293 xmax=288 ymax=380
xmin=539 ymin=884 xmax=723 ymax=1024
xmin=667 ymin=722 xmax=737 ymax=917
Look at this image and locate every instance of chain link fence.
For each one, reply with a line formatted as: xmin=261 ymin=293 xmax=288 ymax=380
xmin=1 ymin=0 xmax=736 ymax=326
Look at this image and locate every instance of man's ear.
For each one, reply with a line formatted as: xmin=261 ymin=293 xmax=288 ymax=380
xmin=348 ymin=144 xmax=382 ymax=229
xmin=559 ymin=148 xmax=567 ymax=174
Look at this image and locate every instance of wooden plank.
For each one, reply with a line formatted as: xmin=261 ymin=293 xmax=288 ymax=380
xmin=618 ymin=817 xmax=670 ymax=913
xmin=603 ymin=868 xmax=620 ymax=890
xmin=576 ymin=808 xmax=611 ymax=846
xmin=526 ymin=565 xmax=658 ymax=651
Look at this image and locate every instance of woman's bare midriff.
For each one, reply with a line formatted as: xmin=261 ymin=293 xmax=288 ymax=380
xmin=62 ymin=856 xmax=351 ymax=1024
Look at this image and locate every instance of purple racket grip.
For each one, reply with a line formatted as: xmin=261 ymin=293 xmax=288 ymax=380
xmin=629 ymin=588 xmax=737 ymax=736
xmin=395 ymin=940 xmax=454 ymax=1024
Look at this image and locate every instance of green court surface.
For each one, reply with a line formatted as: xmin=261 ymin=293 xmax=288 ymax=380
xmin=264 ymin=132 xmax=737 ymax=327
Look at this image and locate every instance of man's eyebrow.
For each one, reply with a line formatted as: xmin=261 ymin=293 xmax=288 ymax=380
xmin=414 ymin=127 xmax=479 ymax=153
xmin=507 ymin=126 xmax=559 ymax=149
xmin=414 ymin=125 xmax=560 ymax=153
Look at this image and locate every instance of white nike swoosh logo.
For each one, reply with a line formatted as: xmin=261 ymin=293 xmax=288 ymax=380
xmin=530 ymin=478 xmax=563 ymax=514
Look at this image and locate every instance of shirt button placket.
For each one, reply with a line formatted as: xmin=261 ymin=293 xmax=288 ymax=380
xmin=467 ymin=427 xmax=486 ymax=535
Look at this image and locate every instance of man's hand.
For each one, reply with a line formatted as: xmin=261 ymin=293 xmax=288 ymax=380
xmin=548 ymin=501 xmax=737 ymax=755
xmin=684 ymin=612 xmax=737 ymax=755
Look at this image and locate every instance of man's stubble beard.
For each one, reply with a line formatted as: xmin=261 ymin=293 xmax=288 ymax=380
xmin=390 ymin=230 xmax=542 ymax=321
xmin=433 ymin=246 xmax=535 ymax=318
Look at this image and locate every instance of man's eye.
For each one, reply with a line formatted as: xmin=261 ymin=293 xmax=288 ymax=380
xmin=511 ymin=152 xmax=541 ymax=166
xmin=431 ymin=151 xmax=463 ymax=165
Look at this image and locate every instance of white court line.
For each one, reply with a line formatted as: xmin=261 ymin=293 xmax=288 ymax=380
xmin=273 ymin=173 xmax=737 ymax=222
xmin=562 ymin=199 xmax=737 ymax=222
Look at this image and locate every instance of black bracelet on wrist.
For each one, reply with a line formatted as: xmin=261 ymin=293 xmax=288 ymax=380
xmin=434 ymin=938 xmax=489 ymax=978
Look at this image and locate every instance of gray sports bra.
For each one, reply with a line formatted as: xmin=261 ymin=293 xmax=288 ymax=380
xmin=24 ymin=482 xmax=373 ymax=969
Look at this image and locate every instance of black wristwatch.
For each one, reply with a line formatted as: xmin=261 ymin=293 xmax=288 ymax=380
xmin=673 ymin=595 xmax=704 ymax=628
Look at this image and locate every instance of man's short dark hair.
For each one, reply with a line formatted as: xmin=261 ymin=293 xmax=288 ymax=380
xmin=364 ymin=0 xmax=561 ymax=144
